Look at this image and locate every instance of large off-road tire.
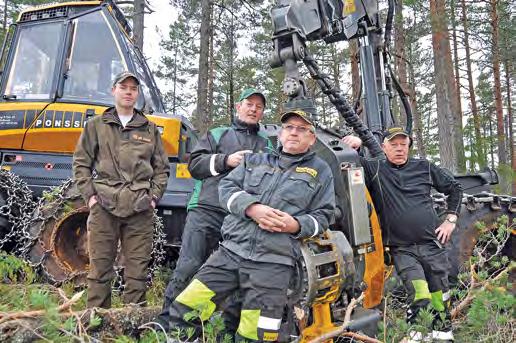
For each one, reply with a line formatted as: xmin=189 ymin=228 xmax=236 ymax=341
xmin=25 ymin=180 xmax=166 ymax=285
xmin=446 ymin=197 xmax=515 ymax=286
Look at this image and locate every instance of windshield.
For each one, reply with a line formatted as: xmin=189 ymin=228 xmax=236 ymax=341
xmin=4 ymin=22 xmax=62 ymax=100
xmin=62 ymin=10 xmax=127 ymax=104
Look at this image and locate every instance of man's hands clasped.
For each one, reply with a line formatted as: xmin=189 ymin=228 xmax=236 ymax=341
xmin=245 ymin=203 xmax=300 ymax=234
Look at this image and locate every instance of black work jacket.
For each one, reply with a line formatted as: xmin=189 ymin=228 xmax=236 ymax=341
xmin=187 ymin=119 xmax=272 ymax=211
xmin=218 ymin=149 xmax=335 ymax=266
xmin=361 ymin=157 xmax=463 ymax=246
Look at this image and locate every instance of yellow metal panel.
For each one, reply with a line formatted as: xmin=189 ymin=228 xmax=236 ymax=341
xmin=363 ymin=189 xmax=385 ymax=308
xmin=18 ymin=1 xmax=102 ymax=21
xmin=175 ymin=163 xmax=191 ymax=178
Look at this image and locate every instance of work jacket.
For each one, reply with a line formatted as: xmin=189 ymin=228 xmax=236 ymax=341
xmin=219 ymin=149 xmax=335 ymax=266
xmin=187 ymin=119 xmax=272 ymax=211
xmin=73 ymin=107 xmax=170 ymax=217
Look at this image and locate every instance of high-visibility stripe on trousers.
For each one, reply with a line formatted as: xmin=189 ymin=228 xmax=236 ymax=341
xmin=168 ymin=247 xmax=293 ymax=342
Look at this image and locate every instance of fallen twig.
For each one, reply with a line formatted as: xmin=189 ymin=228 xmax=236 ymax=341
xmin=309 ymin=293 xmax=381 ymax=343
xmin=0 ymin=290 xmax=85 ymax=324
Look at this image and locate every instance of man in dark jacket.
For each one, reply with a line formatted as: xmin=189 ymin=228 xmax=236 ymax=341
xmin=73 ymin=71 xmax=170 ymax=308
xmin=158 ymin=88 xmax=272 ymax=327
xmin=343 ymin=128 xmax=462 ymax=342
xmin=166 ymin=109 xmax=335 ymax=342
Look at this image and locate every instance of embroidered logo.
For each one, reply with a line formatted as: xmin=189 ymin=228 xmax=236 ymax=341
xmin=132 ymin=134 xmax=151 ymax=143
xmin=295 ymin=166 xmax=317 ymax=178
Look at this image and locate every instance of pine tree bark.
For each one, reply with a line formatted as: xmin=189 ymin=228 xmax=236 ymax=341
xmin=394 ymin=0 xmax=408 ymax=128
xmin=430 ymin=0 xmax=461 ymax=172
xmin=490 ymin=0 xmax=507 ymax=165
xmin=449 ymin=0 xmax=466 ymax=172
xmin=133 ymin=0 xmax=145 ymax=50
xmin=461 ymin=0 xmax=485 ymax=169
xmin=194 ymin=0 xmax=212 ymax=134
xmin=349 ymin=40 xmax=360 ymax=103
xmin=505 ymin=60 xmax=515 ymax=195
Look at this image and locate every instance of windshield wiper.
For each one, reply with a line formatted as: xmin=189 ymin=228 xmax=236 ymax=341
xmin=3 ymin=94 xmax=17 ymax=100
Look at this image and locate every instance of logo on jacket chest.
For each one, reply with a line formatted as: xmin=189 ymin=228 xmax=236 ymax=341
xmin=131 ymin=133 xmax=151 ymax=143
xmin=295 ymin=166 xmax=317 ymax=178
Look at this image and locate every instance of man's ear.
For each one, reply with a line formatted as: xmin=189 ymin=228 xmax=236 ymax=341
xmin=111 ymin=86 xmax=116 ymax=96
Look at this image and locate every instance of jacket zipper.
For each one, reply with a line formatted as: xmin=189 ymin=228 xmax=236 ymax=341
xmin=248 ymin=160 xmax=283 ymax=258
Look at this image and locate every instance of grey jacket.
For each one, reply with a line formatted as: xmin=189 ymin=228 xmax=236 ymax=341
xmin=218 ymin=149 xmax=335 ymax=266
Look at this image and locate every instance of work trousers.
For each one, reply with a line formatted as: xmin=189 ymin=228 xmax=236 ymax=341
xmin=169 ymin=247 xmax=293 ymax=342
xmin=391 ymin=240 xmax=452 ymax=332
xmin=159 ymin=208 xmax=226 ymax=325
xmin=86 ymin=204 xmax=154 ymax=308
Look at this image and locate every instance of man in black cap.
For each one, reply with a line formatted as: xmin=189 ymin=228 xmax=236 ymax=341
xmin=73 ymin=71 xmax=170 ymax=308
xmin=165 ymin=109 xmax=335 ymax=342
xmin=343 ymin=127 xmax=462 ymax=342
xmin=158 ymin=88 xmax=272 ymax=328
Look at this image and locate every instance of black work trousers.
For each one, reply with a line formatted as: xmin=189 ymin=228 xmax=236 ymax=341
xmin=391 ymin=240 xmax=452 ymax=331
xmin=158 ymin=207 xmax=226 ymax=325
xmin=169 ymin=247 xmax=294 ymax=342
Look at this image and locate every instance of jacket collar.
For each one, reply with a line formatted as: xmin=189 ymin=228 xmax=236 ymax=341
xmin=102 ymin=106 xmax=148 ymax=128
xmin=232 ymin=118 xmax=260 ymax=133
xmin=275 ymin=147 xmax=315 ymax=169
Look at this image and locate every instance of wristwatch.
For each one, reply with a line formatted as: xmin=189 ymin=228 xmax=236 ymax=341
xmin=445 ymin=216 xmax=457 ymax=224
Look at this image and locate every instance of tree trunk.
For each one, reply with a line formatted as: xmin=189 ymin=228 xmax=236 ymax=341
xmin=207 ymin=4 xmax=214 ymax=126
xmin=3 ymin=0 xmax=7 ymax=31
xmin=349 ymin=40 xmax=360 ymax=103
xmin=133 ymin=0 xmax=145 ymax=50
xmin=505 ymin=59 xmax=515 ymax=195
xmin=194 ymin=0 xmax=212 ymax=134
xmin=407 ymin=36 xmax=426 ymax=158
xmin=449 ymin=0 xmax=466 ymax=172
xmin=430 ymin=0 xmax=460 ymax=172
xmin=394 ymin=0 xmax=408 ymax=128
xmin=490 ymin=0 xmax=507 ymax=165
xmin=461 ymin=0 xmax=485 ymax=169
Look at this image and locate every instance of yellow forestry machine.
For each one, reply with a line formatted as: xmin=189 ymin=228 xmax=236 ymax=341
xmin=0 ymin=0 xmax=513 ymax=342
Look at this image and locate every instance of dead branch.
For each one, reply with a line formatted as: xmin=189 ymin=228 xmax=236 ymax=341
xmin=451 ymin=264 xmax=513 ymax=319
xmin=309 ymin=293 xmax=381 ymax=343
xmin=0 ymin=291 xmax=85 ymax=325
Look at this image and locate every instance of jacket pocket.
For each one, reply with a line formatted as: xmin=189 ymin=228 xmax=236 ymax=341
xmin=280 ymin=176 xmax=316 ymax=209
xmin=244 ymin=166 xmax=274 ymax=194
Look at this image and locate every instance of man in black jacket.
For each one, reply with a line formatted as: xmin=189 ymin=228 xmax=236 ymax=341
xmin=343 ymin=128 xmax=462 ymax=342
xmin=158 ymin=88 xmax=272 ymax=327
xmin=166 ymin=109 xmax=335 ymax=342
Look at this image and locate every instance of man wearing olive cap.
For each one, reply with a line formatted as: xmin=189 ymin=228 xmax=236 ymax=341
xmin=73 ymin=71 xmax=169 ymax=308
xmin=165 ymin=109 xmax=335 ymax=342
xmin=343 ymin=127 xmax=462 ymax=342
xmin=158 ymin=88 xmax=272 ymax=329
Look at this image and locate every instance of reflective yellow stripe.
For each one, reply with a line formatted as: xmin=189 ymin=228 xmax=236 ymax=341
xmin=431 ymin=290 xmax=445 ymax=312
xmin=411 ymin=279 xmax=431 ymax=301
xmin=237 ymin=309 xmax=260 ymax=340
xmin=175 ymin=279 xmax=216 ymax=321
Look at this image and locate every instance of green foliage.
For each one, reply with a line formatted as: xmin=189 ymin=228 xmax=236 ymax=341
xmin=0 ymin=251 xmax=35 ymax=283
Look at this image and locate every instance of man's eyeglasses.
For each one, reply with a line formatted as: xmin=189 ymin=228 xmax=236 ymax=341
xmin=282 ymin=124 xmax=314 ymax=134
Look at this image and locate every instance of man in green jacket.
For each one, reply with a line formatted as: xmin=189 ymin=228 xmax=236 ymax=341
xmin=73 ymin=71 xmax=170 ymax=308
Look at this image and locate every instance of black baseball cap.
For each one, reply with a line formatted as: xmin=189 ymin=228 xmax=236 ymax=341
xmin=382 ymin=126 xmax=410 ymax=141
xmin=113 ymin=71 xmax=140 ymax=87
xmin=280 ymin=109 xmax=315 ymax=127
xmin=238 ymin=88 xmax=266 ymax=106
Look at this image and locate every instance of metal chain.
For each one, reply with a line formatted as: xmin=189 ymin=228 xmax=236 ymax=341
xmin=0 ymin=175 xmax=167 ymax=286
xmin=0 ymin=170 xmax=36 ymax=253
